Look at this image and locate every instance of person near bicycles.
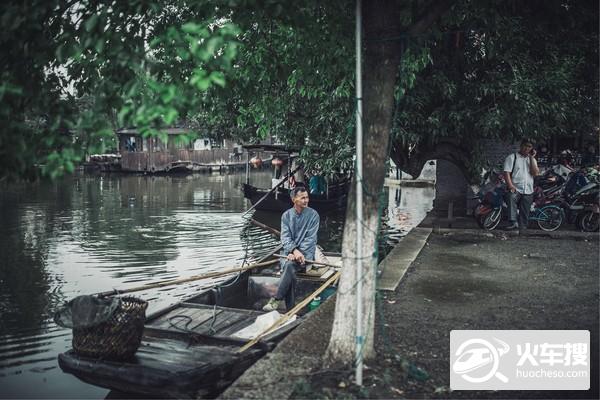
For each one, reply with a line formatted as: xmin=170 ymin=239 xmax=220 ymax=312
xmin=503 ymin=138 xmax=540 ymax=232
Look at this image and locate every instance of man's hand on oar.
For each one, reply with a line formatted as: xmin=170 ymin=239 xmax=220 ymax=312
xmin=273 ymin=254 xmax=338 ymax=269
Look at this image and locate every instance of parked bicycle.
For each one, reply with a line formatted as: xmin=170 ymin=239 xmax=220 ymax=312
xmin=473 ymin=167 xmax=567 ymax=232
xmin=472 ymin=169 xmax=506 ymax=230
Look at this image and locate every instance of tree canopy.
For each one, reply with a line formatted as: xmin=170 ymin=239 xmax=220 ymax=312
xmin=1 ymin=0 xmax=597 ymax=181
xmin=390 ymin=0 xmax=599 ymax=181
xmin=1 ymin=0 xmax=240 ymax=180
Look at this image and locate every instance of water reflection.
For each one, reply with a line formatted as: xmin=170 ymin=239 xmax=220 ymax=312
xmin=0 ymin=172 xmax=279 ymax=399
xmin=382 ymin=185 xmax=436 ymax=248
xmin=0 ymin=171 xmax=433 ymax=399
xmin=250 ymin=184 xmax=435 ymax=260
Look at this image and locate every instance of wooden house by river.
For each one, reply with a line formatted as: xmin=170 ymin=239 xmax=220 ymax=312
xmin=117 ymin=128 xmax=246 ymax=173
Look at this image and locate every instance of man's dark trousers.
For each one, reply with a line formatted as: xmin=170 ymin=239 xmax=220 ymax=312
xmin=507 ymin=191 xmax=533 ymax=228
xmin=276 ymin=260 xmax=305 ymax=310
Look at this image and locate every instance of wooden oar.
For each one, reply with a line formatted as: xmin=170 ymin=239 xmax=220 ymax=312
xmin=273 ymin=254 xmax=340 ymax=269
xmin=96 ymin=258 xmax=279 ymax=297
xmin=237 ymin=270 xmax=341 ymax=353
xmin=250 ymin=219 xmax=281 ymax=237
xmin=242 ymin=165 xmax=301 ymax=216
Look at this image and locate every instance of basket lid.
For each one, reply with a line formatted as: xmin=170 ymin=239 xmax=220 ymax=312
xmin=54 ymin=295 xmax=121 ymax=329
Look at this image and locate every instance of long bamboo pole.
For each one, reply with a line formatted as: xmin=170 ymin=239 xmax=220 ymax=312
xmin=250 ymin=219 xmax=281 ymax=237
xmin=237 ymin=270 xmax=341 ymax=353
xmin=96 ymin=258 xmax=279 ymax=297
xmin=242 ymin=165 xmax=301 ymax=216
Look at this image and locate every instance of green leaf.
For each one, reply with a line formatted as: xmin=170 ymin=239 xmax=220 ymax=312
xmin=190 ymin=69 xmax=211 ymax=91
xmin=196 ymin=78 xmax=211 ymax=91
xmin=205 ymin=37 xmax=224 ymax=57
xmin=95 ymin=40 xmax=105 ymax=53
xmin=149 ymin=37 xmax=162 ymax=48
xmin=209 ymin=71 xmax=226 ymax=87
xmin=161 ymin=85 xmax=177 ymax=103
xmin=65 ymin=160 xmax=75 ymax=173
xmin=84 ymin=14 xmax=99 ymax=32
xmin=163 ymin=108 xmax=178 ymax=125
xmin=84 ymin=37 xmax=94 ymax=49
xmin=181 ymin=22 xmax=201 ymax=34
xmin=118 ymin=106 xmax=131 ymax=126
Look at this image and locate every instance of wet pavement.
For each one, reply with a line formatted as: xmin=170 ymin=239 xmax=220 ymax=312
xmin=220 ymin=214 xmax=599 ymax=400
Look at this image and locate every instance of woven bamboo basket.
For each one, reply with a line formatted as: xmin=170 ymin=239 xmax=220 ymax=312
xmin=72 ymin=297 xmax=148 ymax=361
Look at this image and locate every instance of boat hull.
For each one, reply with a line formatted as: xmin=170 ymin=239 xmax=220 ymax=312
xmin=58 ymin=334 xmax=263 ymax=399
xmin=57 ymin=252 xmax=340 ymax=398
xmin=242 ymin=183 xmax=348 ymax=213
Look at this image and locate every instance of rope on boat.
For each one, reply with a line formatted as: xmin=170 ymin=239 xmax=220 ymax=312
xmin=167 ymin=308 xmax=226 ymax=346
xmin=208 ymin=303 xmax=219 ymax=335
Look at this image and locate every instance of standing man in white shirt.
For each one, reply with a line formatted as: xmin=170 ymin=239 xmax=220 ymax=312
xmin=503 ymin=138 xmax=540 ymax=232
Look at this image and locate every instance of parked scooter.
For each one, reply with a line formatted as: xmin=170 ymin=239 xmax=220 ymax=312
xmin=472 ymin=169 xmax=506 ymax=230
xmin=559 ymin=168 xmax=600 ymax=231
xmin=575 ymin=197 xmax=599 ymax=232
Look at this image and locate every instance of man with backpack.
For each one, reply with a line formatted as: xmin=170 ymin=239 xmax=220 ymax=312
xmin=503 ymin=138 xmax=540 ymax=232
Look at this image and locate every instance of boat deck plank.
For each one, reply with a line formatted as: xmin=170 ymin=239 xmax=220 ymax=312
xmin=146 ymin=305 xmax=260 ymax=337
xmin=148 ymin=307 xmax=214 ymax=331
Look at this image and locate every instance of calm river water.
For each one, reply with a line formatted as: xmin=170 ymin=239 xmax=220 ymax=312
xmin=0 ymin=170 xmax=434 ymax=399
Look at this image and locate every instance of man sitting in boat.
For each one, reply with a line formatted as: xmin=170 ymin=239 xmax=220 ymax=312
xmin=263 ymin=186 xmax=320 ymax=311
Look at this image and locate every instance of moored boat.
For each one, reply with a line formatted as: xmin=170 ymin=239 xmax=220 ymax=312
xmin=242 ymin=181 xmax=349 ymax=214
xmin=241 ymin=144 xmax=351 ymax=214
xmin=57 ymin=249 xmax=340 ymax=399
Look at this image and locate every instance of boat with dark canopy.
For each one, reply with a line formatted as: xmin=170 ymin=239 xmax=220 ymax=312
xmin=241 ymin=144 xmax=351 ymax=214
xmin=57 ymin=248 xmax=340 ymax=399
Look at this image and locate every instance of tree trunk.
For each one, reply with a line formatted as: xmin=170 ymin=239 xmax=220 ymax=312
xmin=325 ymin=0 xmax=402 ymax=363
xmin=325 ymin=0 xmax=456 ymax=366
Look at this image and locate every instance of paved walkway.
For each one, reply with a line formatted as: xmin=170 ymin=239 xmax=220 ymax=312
xmin=378 ymin=227 xmax=431 ymax=291
xmin=218 ymin=216 xmax=599 ymax=399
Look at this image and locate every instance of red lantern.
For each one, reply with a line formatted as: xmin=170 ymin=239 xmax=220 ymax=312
xmin=250 ymin=156 xmax=262 ymax=168
xmin=271 ymin=157 xmax=283 ymax=167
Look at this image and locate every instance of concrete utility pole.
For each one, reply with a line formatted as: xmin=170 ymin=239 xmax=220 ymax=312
xmin=354 ymin=0 xmax=364 ymax=387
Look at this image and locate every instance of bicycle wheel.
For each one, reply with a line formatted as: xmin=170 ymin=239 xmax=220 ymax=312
xmin=536 ymin=205 xmax=564 ymax=231
xmin=474 ymin=204 xmax=490 ymax=228
xmin=481 ymin=207 xmax=502 ymax=230
xmin=576 ymin=211 xmax=599 ymax=232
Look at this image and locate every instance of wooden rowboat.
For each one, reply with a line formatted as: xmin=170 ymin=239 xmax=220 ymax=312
xmin=242 ymin=182 xmax=349 ymax=214
xmin=241 ymin=144 xmax=351 ymax=214
xmin=58 ymin=250 xmax=340 ymax=399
